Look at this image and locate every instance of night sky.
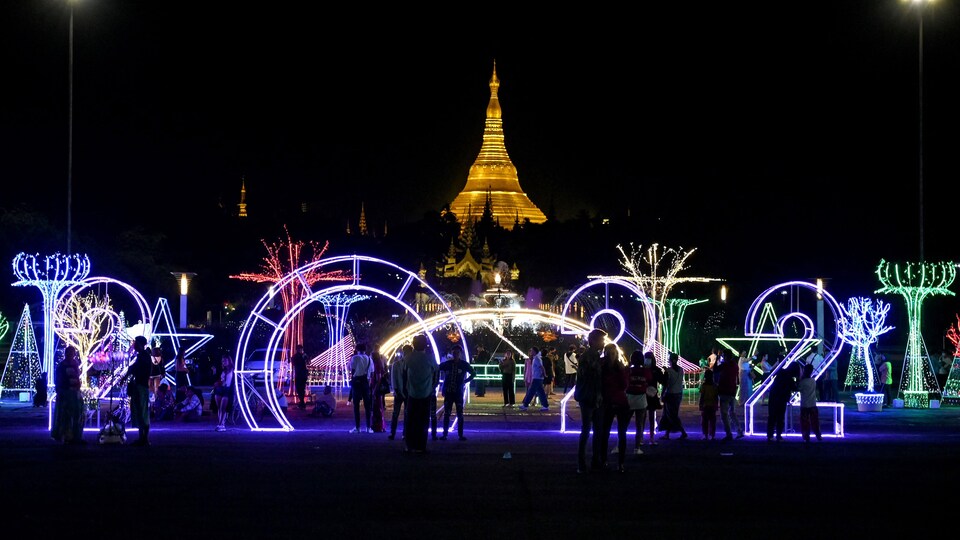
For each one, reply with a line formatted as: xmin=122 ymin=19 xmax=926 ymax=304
xmin=2 ymin=1 xmax=959 ymax=311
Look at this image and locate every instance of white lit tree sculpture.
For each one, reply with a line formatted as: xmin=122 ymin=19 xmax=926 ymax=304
xmin=616 ymin=243 xmax=720 ymax=349
xmin=837 ymin=297 xmax=893 ymax=402
xmin=11 ymin=252 xmax=90 ymax=393
xmin=54 ymin=290 xmax=116 ymax=389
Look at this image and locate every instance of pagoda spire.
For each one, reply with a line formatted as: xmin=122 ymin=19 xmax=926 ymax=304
xmin=358 ymin=202 xmax=368 ymax=236
xmin=237 ymin=176 xmax=248 ymax=218
xmin=449 ymin=61 xmax=546 ymax=230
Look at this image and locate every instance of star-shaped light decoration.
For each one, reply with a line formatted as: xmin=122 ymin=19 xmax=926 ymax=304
xmin=149 ymin=297 xmax=213 ymax=386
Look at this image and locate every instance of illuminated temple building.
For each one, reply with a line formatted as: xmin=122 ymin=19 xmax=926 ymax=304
xmin=448 ymin=62 xmax=546 ymax=229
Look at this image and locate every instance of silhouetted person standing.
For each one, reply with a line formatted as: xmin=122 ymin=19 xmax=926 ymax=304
xmin=292 ymin=344 xmax=308 ymax=410
xmin=767 ymin=361 xmax=801 ymax=441
xmin=128 ymin=336 xmax=153 ymax=446
xmin=575 ymin=328 xmax=606 ymax=473
xmin=404 ymin=335 xmax=437 ymax=453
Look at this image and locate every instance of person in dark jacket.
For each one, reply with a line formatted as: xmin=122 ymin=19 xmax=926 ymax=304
xmin=715 ymin=349 xmax=744 ymax=440
xmin=128 ymin=335 xmax=154 ymax=446
xmin=767 ymin=360 xmax=801 ymax=441
xmin=575 ymin=328 xmax=607 ymax=473
xmin=598 ymin=343 xmax=631 ymax=472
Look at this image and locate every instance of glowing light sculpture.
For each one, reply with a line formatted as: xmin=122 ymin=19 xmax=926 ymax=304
xmin=315 ymin=292 xmax=369 ymax=389
xmin=661 ymin=298 xmax=707 ymax=355
xmin=11 ymin=252 xmax=90 ymax=392
xmin=742 ymin=281 xmax=844 ymax=438
xmin=54 ymin=276 xmax=153 ymax=399
xmin=613 ymin=242 xmax=720 ymax=347
xmin=148 ymin=297 xmax=213 ymax=386
xmin=837 ymin=298 xmax=893 ymax=396
xmin=53 ymin=290 xmax=116 ymax=388
xmin=230 ymin=227 xmax=349 ymax=392
xmin=875 ymin=259 xmax=956 ymax=408
xmin=0 ymin=305 xmax=41 ymax=399
xmin=0 ymin=311 xmax=8 ymax=345
xmin=235 ymin=255 xmax=463 ymax=431
xmin=942 ymin=316 xmax=960 ymax=405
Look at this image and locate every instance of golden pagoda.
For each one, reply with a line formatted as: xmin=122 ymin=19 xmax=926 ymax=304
xmin=237 ymin=177 xmax=248 ymax=218
xmin=449 ymin=62 xmax=546 ymax=229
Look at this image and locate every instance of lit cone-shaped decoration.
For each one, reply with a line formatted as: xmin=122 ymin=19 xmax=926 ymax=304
xmin=449 ymin=62 xmax=546 ymax=230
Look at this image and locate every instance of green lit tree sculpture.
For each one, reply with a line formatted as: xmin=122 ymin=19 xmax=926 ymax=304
xmin=838 ymin=297 xmax=893 ymax=391
xmin=875 ymin=259 xmax=956 ymax=408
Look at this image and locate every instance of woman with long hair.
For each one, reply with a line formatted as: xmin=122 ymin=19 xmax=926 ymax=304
xmin=213 ymin=354 xmax=235 ymax=432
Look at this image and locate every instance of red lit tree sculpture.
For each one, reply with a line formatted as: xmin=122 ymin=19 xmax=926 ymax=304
xmin=230 ymin=226 xmax=348 ymax=391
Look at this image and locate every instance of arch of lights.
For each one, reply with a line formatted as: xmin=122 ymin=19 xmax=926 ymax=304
xmin=742 ymin=281 xmax=845 ymax=437
xmin=234 ymin=255 xmax=464 ymax=431
xmin=378 ymin=307 xmax=594 ymax=362
xmin=558 ymin=277 xmax=657 ymax=344
xmin=556 ymin=277 xmax=664 ymax=433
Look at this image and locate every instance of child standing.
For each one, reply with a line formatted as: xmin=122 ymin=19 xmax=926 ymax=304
xmin=798 ymin=363 xmax=822 ymax=441
xmin=699 ymin=369 xmax=719 ymax=440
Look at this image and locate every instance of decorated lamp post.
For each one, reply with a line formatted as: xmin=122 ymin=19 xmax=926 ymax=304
xmin=837 ymin=297 xmax=894 ymax=411
xmin=875 ymin=259 xmax=955 ymax=408
xmin=11 ymin=253 xmax=91 ymax=393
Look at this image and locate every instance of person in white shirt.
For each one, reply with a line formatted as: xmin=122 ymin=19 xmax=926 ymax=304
xmin=563 ymin=345 xmax=578 ymax=393
xmin=348 ymin=343 xmax=374 ymax=433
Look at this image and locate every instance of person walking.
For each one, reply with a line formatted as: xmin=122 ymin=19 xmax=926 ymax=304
xmin=388 ymin=345 xmax=411 ymax=440
xmin=575 ymin=328 xmax=606 ymax=473
xmin=519 ymin=347 xmax=549 ymax=411
xmin=438 ymin=347 xmax=476 ymax=440
xmin=403 ymin=335 xmax=438 ymax=454
xmin=128 ymin=336 xmax=154 ymax=446
xmin=348 ymin=343 xmax=374 ymax=433
xmin=51 ymin=345 xmax=85 ymax=445
xmin=599 ymin=343 xmax=631 ymax=472
xmin=716 ymin=350 xmax=744 ymax=440
xmin=563 ymin=344 xmax=578 ymax=393
xmin=798 ymin=363 xmax=822 ymax=441
xmin=658 ymin=353 xmax=688 ymax=440
xmin=499 ymin=350 xmax=517 ymax=407
xmin=291 ymin=344 xmax=308 ymax=410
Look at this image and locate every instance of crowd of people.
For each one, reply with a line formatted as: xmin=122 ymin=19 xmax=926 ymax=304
xmin=50 ymin=332 xmax=896 ymax=461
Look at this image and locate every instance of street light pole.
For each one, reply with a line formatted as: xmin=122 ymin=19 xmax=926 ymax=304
xmin=67 ymin=1 xmax=74 ymax=253
xmin=905 ymin=0 xmax=932 ymax=261
xmin=917 ymin=1 xmax=925 ymax=262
